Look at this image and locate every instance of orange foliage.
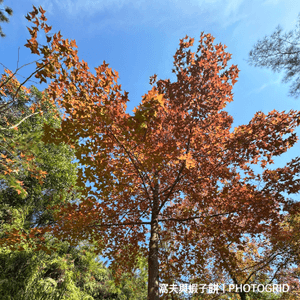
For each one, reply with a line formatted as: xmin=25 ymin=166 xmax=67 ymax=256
xmin=7 ymin=6 xmax=300 ymax=299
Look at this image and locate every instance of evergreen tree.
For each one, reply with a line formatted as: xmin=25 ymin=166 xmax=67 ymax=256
xmin=0 ymin=0 xmax=12 ymax=38
xmin=248 ymin=14 xmax=300 ymax=98
xmin=0 ymin=82 xmax=148 ymax=299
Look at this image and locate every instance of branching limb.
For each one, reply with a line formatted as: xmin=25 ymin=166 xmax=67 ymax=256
xmin=0 ymin=111 xmax=40 ymax=130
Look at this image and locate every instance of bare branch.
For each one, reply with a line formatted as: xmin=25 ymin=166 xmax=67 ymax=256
xmin=158 ymin=211 xmax=236 ymax=223
xmin=0 ymin=111 xmax=40 ymax=130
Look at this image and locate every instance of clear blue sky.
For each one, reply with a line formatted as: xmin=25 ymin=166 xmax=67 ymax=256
xmin=1 ymin=0 xmax=300 ymax=168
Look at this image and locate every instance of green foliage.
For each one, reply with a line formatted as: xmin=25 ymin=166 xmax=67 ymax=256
xmin=0 ymin=85 xmax=80 ymax=232
xmin=248 ymin=13 xmax=300 ymax=98
xmin=0 ymin=82 xmax=62 ymax=197
xmin=0 ymin=0 xmax=12 ymax=37
xmin=108 ymin=254 xmax=148 ymax=300
xmin=1 ymin=243 xmax=97 ymax=299
xmin=0 ymin=85 xmax=82 ymax=299
xmin=0 ymin=242 xmax=149 ymax=299
xmin=0 ymin=84 xmax=148 ymax=299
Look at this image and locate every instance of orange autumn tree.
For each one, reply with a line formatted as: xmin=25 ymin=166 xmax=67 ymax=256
xmin=185 ymin=223 xmax=300 ymax=300
xmin=21 ymin=6 xmax=300 ymax=300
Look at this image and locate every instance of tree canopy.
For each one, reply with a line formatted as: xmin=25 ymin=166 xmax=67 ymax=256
xmin=0 ymin=78 xmax=148 ymax=299
xmin=248 ymin=13 xmax=300 ymax=98
xmin=2 ymin=6 xmax=300 ymax=300
xmin=0 ymin=0 xmax=12 ymax=38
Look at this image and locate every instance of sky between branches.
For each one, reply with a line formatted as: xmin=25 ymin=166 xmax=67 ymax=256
xmin=1 ymin=0 xmax=300 ymax=170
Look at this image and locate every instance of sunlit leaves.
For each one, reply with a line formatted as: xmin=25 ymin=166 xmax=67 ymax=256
xmin=16 ymin=6 xmax=300 ymax=299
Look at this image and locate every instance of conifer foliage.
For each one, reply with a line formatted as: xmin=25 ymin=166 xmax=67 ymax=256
xmin=248 ymin=13 xmax=300 ymax=98
xmin=0 ymin=0 xmax=12 ymax=37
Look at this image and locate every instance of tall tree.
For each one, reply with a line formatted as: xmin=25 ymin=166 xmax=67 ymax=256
xmin=0 ymin=0 xmax=12 ymax=38
xmin=0 ymin=68 xmax=54 ymax=197
xmin=188 ymin=160 xmax=300 ymax=300
xmin=0 ymin=81 xmax=80 ymax=298
xmin=247 ymin=14 xmax=300 ymax=98
xmin=9 ymin=7 xmax=300 ymax=300
xmin=0 ymin=79 xmax=148 ymax=300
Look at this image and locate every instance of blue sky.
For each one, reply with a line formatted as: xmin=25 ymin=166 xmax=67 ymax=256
xmin=1 ymin=0 xmax=300 ymax=178
xmin=2 ymin=0 xmax=300 ymax=168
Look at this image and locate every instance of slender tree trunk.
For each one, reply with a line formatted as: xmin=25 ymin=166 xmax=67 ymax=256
xmin=148 ymin=177 xmax=160 ymax=300
xmin=239 ymin=291 xmax=247 ymax=300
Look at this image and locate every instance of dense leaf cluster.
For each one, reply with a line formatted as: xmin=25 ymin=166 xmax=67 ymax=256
xmin=0 ymin=81 xmax=148 ymax=299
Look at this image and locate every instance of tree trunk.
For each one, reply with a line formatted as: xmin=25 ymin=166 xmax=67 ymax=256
xmin=239 ymin=291 xmax=247 ymax=300
xmin=148 ymin=177 xmax=160 ymax=300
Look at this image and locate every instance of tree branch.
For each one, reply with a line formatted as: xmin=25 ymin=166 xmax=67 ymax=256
xmin=157 ymin=211 xmax=236 ymax=223
xmin=0 ymin=111 xmax=39 ymax=130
